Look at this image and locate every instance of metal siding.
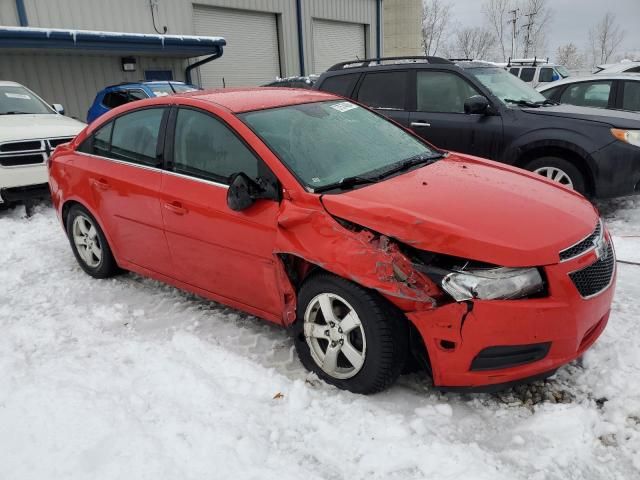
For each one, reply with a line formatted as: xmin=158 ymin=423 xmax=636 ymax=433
xmin=0 ymin=52 xmax=187 ymax=121
xmin=193 ymin=5 xmax=281 ymax=87
xmin=312 ymin=19 xmax=365 ymax=73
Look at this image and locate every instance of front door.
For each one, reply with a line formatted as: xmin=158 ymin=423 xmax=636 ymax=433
xmin=408 ymin=70 xmax=504 ymax=159
xmin=160 ymin=107 xmax=281 ymax=317
xmin=354 ymin=70 xmax=411 ymax=127
xmin=78 ymin=107 xmax=172 ymax=274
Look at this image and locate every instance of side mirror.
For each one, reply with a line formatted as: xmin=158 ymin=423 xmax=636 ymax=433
xmin=464 ymin=95 xmax=490 ymax=115
xmin=227 ymin=172 xmax=279 ymax=212
xmin=52 ymin=104 xmax=65 ymax=115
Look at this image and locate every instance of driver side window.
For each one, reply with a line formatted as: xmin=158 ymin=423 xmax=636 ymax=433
xmin=416 ymin=71 xmax=479 ymax=113
xmin=172 ymin=108 xmax=259 ymax=184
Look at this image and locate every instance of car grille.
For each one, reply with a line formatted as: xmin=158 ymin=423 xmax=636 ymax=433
xmin=560 ymin=221 xmax=602 ymax=261
xmin=0 ymin=137 xmax=74 ymax=167
xmin=569 ymin=240 xmax=615 ymax=298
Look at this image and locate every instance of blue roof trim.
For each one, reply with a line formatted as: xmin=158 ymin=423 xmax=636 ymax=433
xmin=0 ymin=27 xmax=226 ymax=57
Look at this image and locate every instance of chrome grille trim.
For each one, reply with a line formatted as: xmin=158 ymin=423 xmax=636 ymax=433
xmin=559 ymin=220 xmax=603 ymax=262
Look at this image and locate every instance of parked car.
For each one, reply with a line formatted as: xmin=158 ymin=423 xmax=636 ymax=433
xmin=538 ymin=74 xmax=640 ymax=113
xmin=594 ymin=61 xmax=640 ymax=74
xmin=87 ymin=81 xmax=198 ymax=123
xmin=314 ymin=57 xmax=640 ymax=198
xmin=262 ymin=75 xmax=319 ymax=89
xmin=506 ymin=58 xmax=570 ymax=87
xmin=49 ymin=88 xmax=615 ymax=394
xmin=0 ymin=81 xmax=84 ymax=207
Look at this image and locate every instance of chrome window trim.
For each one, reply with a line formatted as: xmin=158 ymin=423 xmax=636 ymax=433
xmin=559 ymin=219 xmax=603 ymax=263
xmin=77 ymin=152 xmax=229 ymax=189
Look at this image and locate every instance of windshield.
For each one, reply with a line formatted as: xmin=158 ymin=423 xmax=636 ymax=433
xmin=149 ymin=83 xmax=197 ymax=97
xmin=241 ymin=101 xmax=437 ymax=191
xmin=468 ymin=67 xmax=547 ymax=105
xmin=0 ymin=85 xmax=53 ymax=115
xmin=556 ymin=66 xmax=570 ymax=78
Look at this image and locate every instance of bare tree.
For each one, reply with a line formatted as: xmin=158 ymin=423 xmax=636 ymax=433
xmin=483 ymin=0 xmax=510 ymax=61
xmin=588 ymin=12 xmax=625 ymax=66
xmin=519 ymin=0 xmax=552 ymax=58
xmin=454 ymin=27 xmax=496 ymax=60
xmin=422 ymin=0 xmax=452 ymax=56
xmin=555 ymin=43 xmax=584 ymax=71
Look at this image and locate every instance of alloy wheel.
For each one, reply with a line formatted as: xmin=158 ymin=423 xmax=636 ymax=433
xmin=72 ymin=215 xmax=102 ymax=268
xmin=303 ymin=293 xmax=367 ymax=379
xmin=533 ymin=166 xmax=574 ymax=189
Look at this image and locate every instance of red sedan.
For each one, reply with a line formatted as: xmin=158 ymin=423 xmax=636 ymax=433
xmin=48 ymin=88 xmax=616 ymax=394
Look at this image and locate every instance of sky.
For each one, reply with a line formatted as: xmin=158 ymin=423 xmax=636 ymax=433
xmin=446 ymin=0 xmax=640 ymax=61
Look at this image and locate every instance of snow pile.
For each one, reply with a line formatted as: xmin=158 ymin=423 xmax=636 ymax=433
xmin=0 ymin=200 xmax=639 ymax=479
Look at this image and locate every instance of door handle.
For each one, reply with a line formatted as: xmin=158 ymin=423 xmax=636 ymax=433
xmin=164 ymin=201 xmax=187 ymax=216
xmin=90 ymin=178 xmax=110 ymax=191
xmin=410 ymin=121 xmax=431 ymax=127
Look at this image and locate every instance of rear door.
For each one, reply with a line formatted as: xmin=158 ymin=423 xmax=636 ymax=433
xmin=160 ymin=106 xmax=282 ymax=317
xmin=353 ymin=70 xmax=410 ymax=126
xmin=77 ymin=107 xmax=172 ymax=274
xmin=407 ymin=70 xmax=503 ymax=158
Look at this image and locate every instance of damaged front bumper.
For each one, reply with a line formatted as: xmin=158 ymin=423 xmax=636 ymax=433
xmin=406 ymin=246 xmax=616 ymax=389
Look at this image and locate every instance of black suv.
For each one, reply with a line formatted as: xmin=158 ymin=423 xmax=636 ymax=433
xmin=314 ymin=57 xmax=640 ymax=198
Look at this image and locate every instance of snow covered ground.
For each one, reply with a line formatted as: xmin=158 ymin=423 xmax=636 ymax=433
xmin=1 ymin=199 xmax=639 ymax=480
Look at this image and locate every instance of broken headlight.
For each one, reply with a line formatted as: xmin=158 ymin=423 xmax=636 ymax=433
xmin=441 ymin=267 xmax=544 ymax=301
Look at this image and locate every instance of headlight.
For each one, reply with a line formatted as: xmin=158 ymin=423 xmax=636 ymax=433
xmin=611 ymin=129 xmax=640 ymax=148
xmin=442 ymin=267 xmax=544 ymax=301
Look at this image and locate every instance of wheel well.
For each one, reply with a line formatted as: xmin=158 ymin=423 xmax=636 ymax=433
xmin=517 ymin=147 xmax=595 ymax=196
xmin=61 ymin=200 xmax=84 ymax=230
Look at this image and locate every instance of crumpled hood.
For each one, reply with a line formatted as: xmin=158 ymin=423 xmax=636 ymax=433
xmin=521 ymin=104 xmax=640 ymax=129
xmin=321 ymin=154 xmax=599 ymax=267
xmin=0 ymin=114 xmax=85 ymax=143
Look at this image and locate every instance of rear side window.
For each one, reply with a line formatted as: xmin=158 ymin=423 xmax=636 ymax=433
xmin=172 ymin=108 xmax=259 ymax=184
xmin=560 ymin=81 xmax=612 ymax=109
xmin=519 ymin=68 xmax=536 ymax=82
xmin=622 ymin=81 xmax=640 ymax=112
xmin=357 ymin=72 xmax=408 ymax=110
xmin=102 ymin=89 xmax=147 ymax=108
xmin=541 ymin=86 xmax=561 ymax=99
xmin=509 ymin=68 xmax=520 ymax=76
xmin=416 ymin=71 xmax=479 ymax=113
xmin=318 ymin=74 xmax=360 ymax=97
xmin=625 ymin=66 xmax=640 ymax=73
xmin=93 ymin=122 xmax=113 ymax=157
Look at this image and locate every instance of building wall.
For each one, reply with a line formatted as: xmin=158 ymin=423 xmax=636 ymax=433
xmin=384 ymin=0 xmax=423 ymax=57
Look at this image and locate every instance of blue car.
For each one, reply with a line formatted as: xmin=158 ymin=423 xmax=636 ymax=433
xmin=87 ymin=81 xmax=198 ymax=123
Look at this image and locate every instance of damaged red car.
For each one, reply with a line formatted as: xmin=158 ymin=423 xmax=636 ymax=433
xmin=49 ymin=88 xmax=616 ymax=394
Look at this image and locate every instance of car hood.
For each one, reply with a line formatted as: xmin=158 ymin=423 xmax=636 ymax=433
xmin=320 ymin=154 xmax=599 ymax=267
xmin=521 ymin=104 xmax=640 ymax=129
xmin=0 ymin=114 xmax=85 ymax=143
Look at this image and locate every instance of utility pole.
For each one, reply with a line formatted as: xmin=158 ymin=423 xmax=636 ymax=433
xmin=509 ymin=9 xmax=519 ymax=59
xmin=522 ymin=12 xmax=535 ymax=58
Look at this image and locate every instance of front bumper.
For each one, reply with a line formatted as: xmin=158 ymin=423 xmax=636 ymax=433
xmin=591 ymin=140 xmax=640 ymax=198
xmin=0 ymin=163 xmax=48 ymax=204
xmin=407 ymin=243 xmax=616 ymax=389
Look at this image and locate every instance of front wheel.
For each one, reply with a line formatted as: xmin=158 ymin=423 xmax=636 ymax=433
xmin=525 ymin=156 xmax=586 ymax=194
xmin=293 ymin=273 xmax=408 ymax=394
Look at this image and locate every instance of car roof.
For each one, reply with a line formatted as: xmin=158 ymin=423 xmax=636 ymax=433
xmin=597 ymin=62 xmax=640 ymax=73
xmin=538 ymin=73 xmax=640 ymax=91
xmin=0 ymin=80 xmax=23 ymax=87
xmin=180 ymin=87 xmax=338 ymax=113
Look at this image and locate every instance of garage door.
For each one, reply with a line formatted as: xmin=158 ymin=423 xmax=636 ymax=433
xmin=193 ymin=6 xmax=281 ymax=88
xmin=312 ymin=19 xmax=366 ymax=73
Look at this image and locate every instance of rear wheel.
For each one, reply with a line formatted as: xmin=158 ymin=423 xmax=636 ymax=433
xmin=525 ymin=156 xmax=586 ymax=194
xmin=293 ymin=272 xmax=408 ymax=394
xmin=66 ymin=205 xmax=119 ymax=278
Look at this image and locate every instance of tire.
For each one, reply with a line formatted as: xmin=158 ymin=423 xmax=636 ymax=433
xmin=525 ymin=156 xmax=586 ymax=195
xmin=65 ymin=204 xmax=120 ymax=278
xmin=293 ymin=272 xmax=409 ymax=394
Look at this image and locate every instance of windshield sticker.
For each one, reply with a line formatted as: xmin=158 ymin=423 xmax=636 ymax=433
xmin=5 ymin=92 xmax=31 ymax=100
xmin=331 ymin=102 xmax=358 ymax=113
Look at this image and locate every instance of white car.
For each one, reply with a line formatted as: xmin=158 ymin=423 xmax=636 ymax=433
xmin=506 ymin=59 xmax=570 ymax=88
xmin=0 ymin=81 xmax=85 ymax=206
xmin=538 ymin=74 xmax=640 ymax=113
xmin=594 ymin=61 xmax=640 ymax=75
